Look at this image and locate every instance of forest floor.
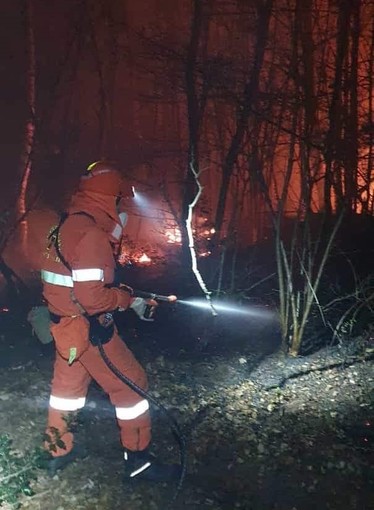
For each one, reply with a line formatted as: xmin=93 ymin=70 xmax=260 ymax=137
xmin=0 ymin=301 xmax=373 ymax=510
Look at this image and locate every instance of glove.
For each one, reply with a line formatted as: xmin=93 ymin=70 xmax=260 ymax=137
xmin=129 ymin=297 xmax=157 ymax=321
xmin=116 ymin=285 xmax=134 ymax=312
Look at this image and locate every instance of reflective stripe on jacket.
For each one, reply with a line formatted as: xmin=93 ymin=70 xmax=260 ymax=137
xmin=41 ymin=212 xmax=131 ymax=317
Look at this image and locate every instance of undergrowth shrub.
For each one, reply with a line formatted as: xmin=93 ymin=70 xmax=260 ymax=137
xmin=0 ymin=434 xmax=40 ymax=507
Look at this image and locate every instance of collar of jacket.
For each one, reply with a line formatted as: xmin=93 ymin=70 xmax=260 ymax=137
xmin=67 ymin=190 xmax=121 ymax=238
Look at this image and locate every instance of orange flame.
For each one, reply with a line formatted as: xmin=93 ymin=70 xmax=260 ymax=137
xmin=165 ymin=227 xmax=182 ymax=244
xmin=138 ymin=253 xmax=151 ymax=263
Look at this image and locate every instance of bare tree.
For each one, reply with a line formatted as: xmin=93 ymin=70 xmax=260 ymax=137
xmin=17 ymin=0 xmax=36 ymax=248
xmin=243 ymin=0 xmax=348 ymax=355
xmin=214 ymin=0 xmax=273 ymax=237
xmin=359 ymin=5 xmax=374 ymax=214
xmin=182 ymin=0 xmax=206 ymax=263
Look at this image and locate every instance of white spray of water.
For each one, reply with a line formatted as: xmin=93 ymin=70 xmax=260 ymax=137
xmin=132 ymin=190 xmax=151 ymax=208
xmin=177 ymin=299 xmax=276 ymax=320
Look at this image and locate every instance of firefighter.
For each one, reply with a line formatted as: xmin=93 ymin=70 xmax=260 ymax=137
xmin=41 ymin=161 xmax=178 ymax=481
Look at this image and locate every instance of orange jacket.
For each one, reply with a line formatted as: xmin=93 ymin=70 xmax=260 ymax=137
xmin=41 ymin=190 xmax=132 ymax=318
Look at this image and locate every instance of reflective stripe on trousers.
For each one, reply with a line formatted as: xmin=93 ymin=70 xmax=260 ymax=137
xmin=115 ymin=399 xmax=149 ymax=420
xmin=46 ymin=334 xmax=152 ymax=455
xmin=49 ymin=395 xmax=86 ymax=411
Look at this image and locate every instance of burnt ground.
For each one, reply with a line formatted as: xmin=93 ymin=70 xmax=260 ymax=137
xmin=0 ymin=301 xmax=373 ymax=510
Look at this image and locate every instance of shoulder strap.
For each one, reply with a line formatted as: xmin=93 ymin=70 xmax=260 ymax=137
xmin=48 ymin=211 xmax=96 ymax=272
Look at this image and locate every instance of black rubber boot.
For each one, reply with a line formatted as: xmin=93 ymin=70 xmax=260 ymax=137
xmin=123 ymin=449 xmax=180 ymax=483
xmin=45 ymin=445 xmax=87 ymax=477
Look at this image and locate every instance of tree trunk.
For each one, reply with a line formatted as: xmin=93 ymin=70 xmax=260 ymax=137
xmin=296 ymin=0 xmax=316 ymax=138
xmin=324 ymin=0 xmax=352 ymax=214
xmin=86 ymin=0 xmax=108 ymax=156
xmin=344 ymin=0 xmax=360 ymax=212
xmin=17 ymin=0 xmax=36 ymax=249
xmin=214 ymin=0 xmax=273 ymax=237
xmin=181 ymin=0 xmax=204 ymax=266
xmin=366 ymin=16 xmax=374 ymax=214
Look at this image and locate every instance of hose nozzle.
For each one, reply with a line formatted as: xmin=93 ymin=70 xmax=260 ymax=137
xmin=165 ymin=294 xmax=178 ymax=303
xmin=133 ymin=290 xmax=178 ymax=303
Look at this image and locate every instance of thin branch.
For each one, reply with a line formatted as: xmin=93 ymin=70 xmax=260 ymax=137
xmin=0 ymin=464 xmax=34 ymax=484
xmin=186 ymin=159 xmax=217 ymax=316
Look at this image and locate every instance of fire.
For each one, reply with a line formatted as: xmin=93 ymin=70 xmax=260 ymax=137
xmin=138 ymin=253 xmax=152 ymax=263
xmin=165 ymin=227 xmax=182 ymax=244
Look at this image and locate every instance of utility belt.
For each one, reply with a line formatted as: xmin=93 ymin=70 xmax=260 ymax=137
xmin=49 ymin=311 xmax=114 ymax=346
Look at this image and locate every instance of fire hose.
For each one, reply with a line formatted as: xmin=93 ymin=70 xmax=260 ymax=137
xmin=96 ymin=290 xmax=186 ymax=508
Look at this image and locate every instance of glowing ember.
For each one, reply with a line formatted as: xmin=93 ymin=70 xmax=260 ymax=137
xmin=118 ymin=252 xmax=127 ymax=265
xmin=199 ymin=251 xmax=211 ymax=257
xmin=138 ymin=253 xmax=151 ymax=263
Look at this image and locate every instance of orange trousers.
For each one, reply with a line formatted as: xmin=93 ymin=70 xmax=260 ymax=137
xmin=45 ymin=330 xmax=151 ymax=457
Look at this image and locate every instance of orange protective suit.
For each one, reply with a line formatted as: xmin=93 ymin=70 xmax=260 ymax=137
xmin=41 ymin=164 xmax=151 ymax=457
